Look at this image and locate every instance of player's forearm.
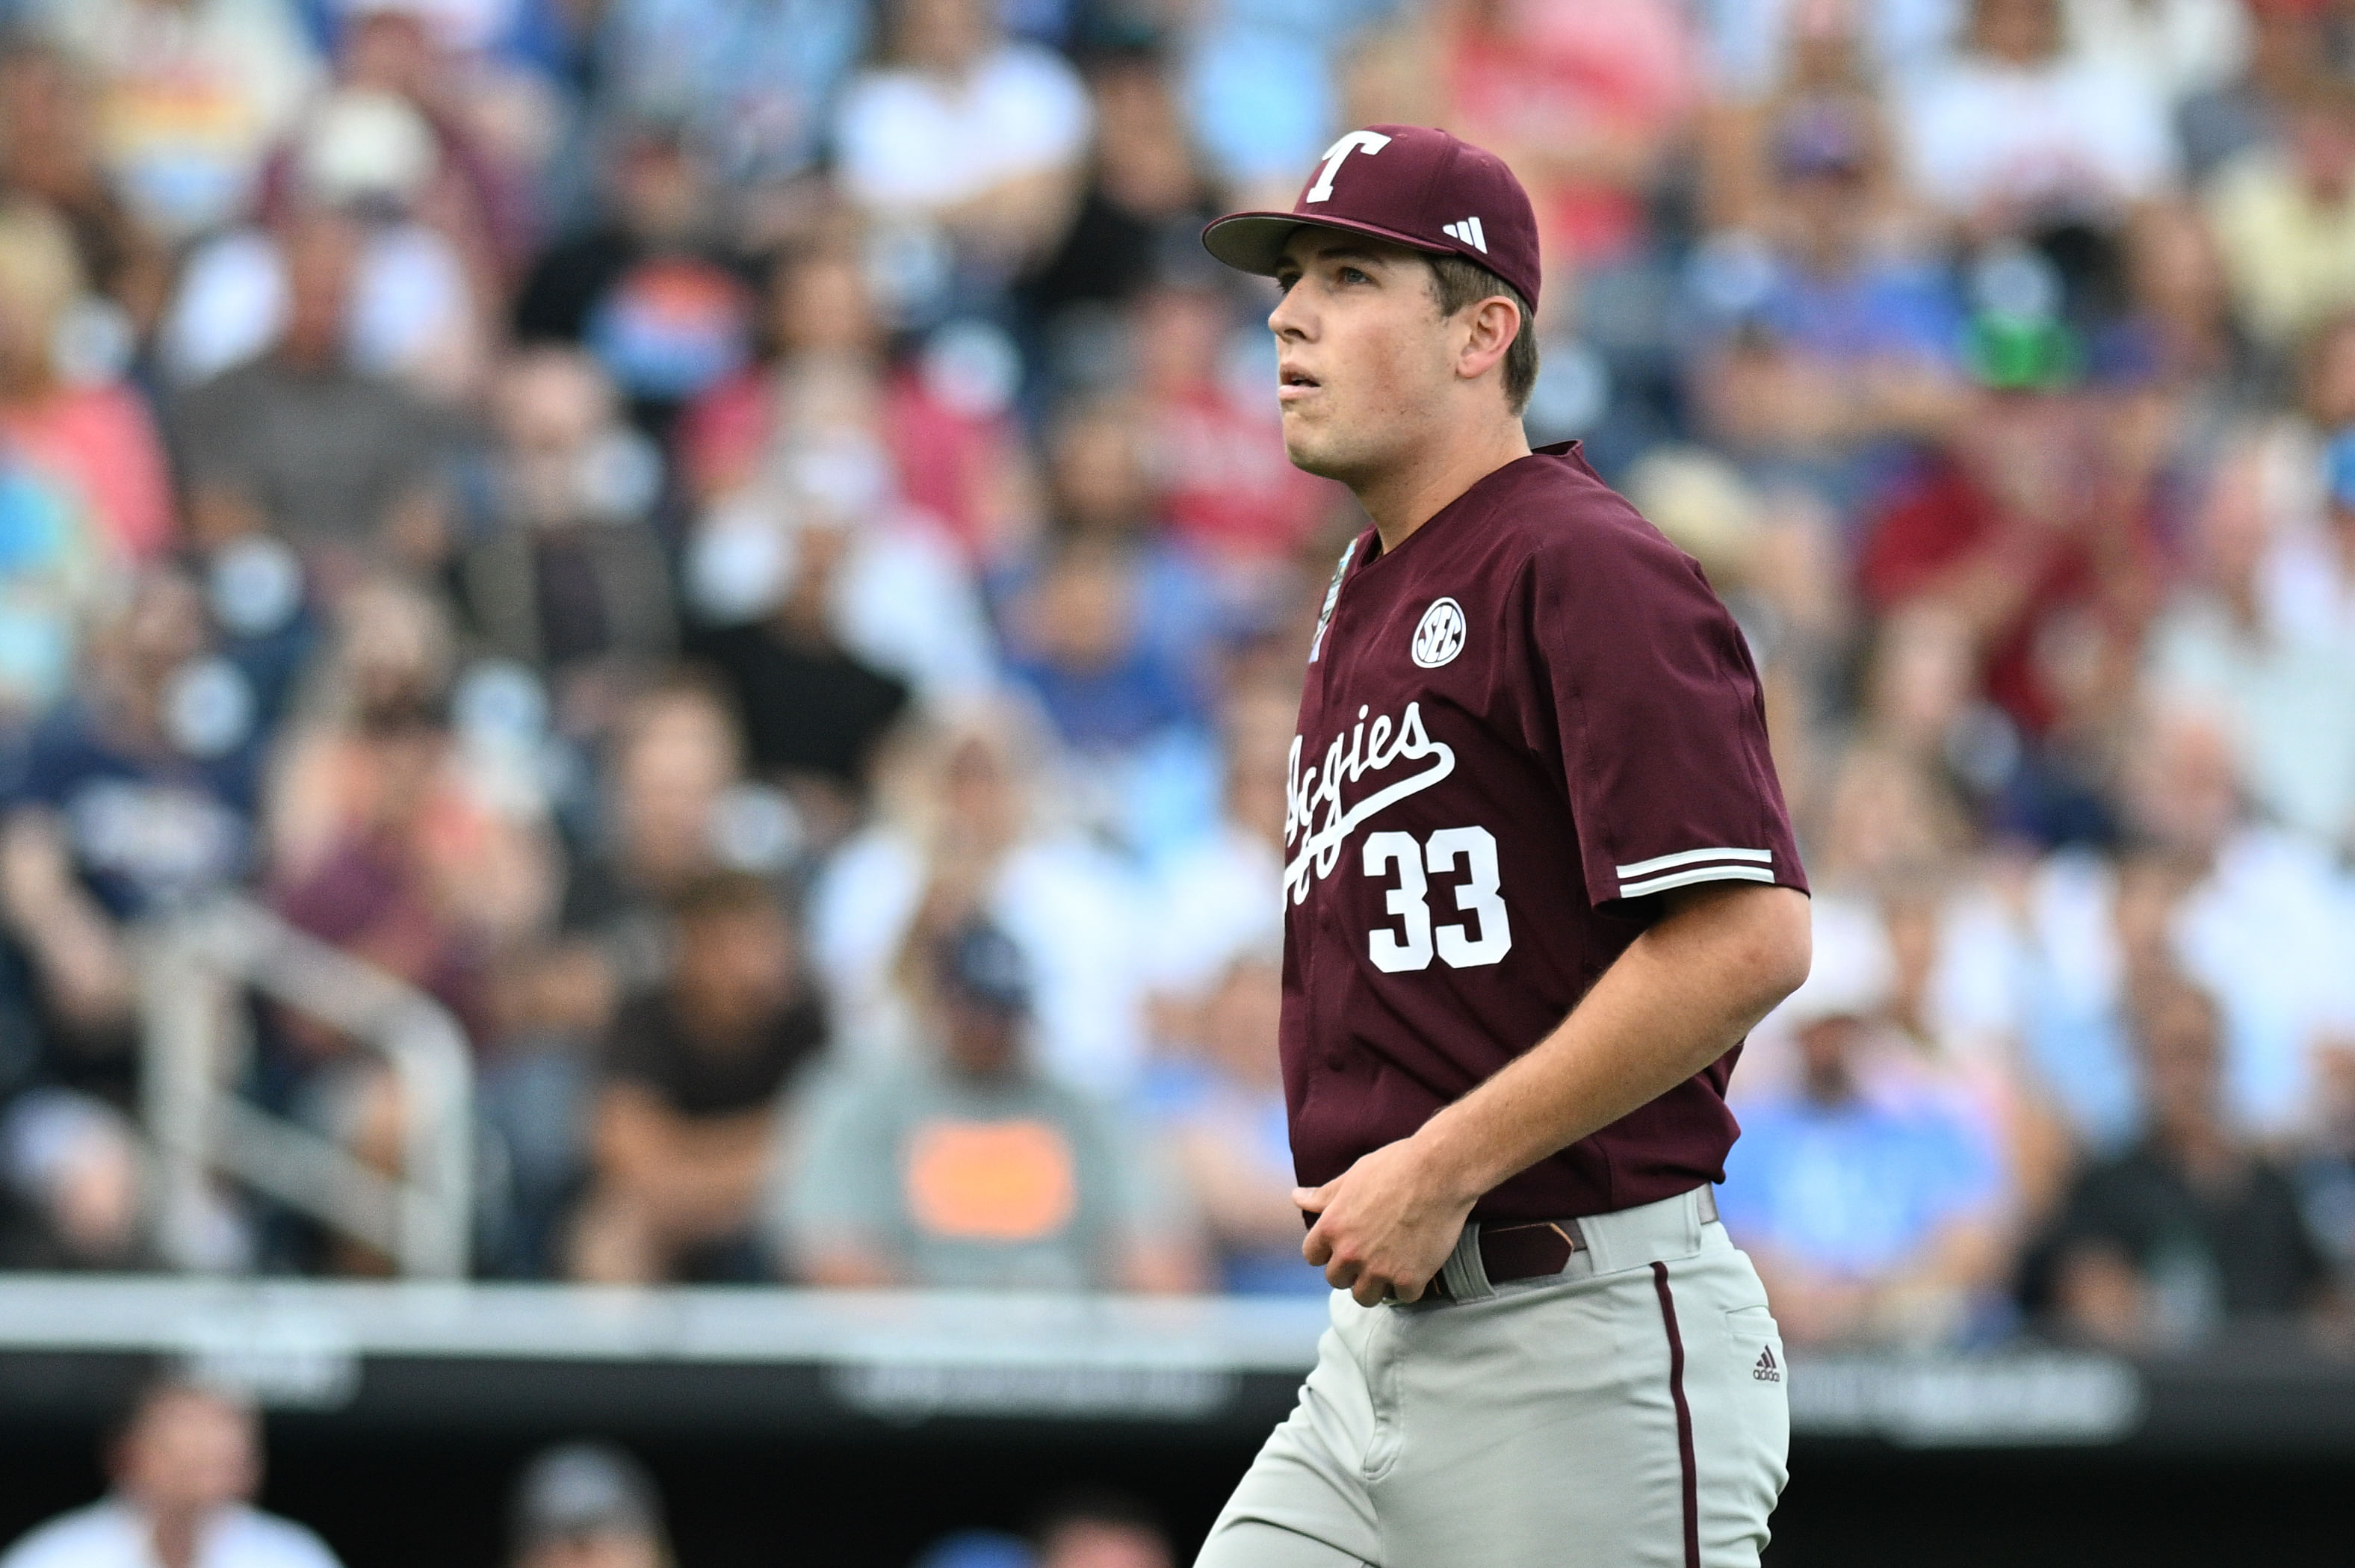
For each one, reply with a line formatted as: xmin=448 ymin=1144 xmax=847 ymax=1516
xmin=1410 ymin=884 xmax=1811 ymax=1208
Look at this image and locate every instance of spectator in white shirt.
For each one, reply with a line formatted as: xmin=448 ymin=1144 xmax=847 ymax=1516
xmin=0 ymin=1380 xmax=341 ymax=1568
xmin=1899 ymin=0 xmax=2177 ymax=234
xmin=832 ymin=0 xmax=1092 ymax=281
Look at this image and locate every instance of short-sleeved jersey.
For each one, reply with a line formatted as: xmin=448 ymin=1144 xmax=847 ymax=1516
xmin=1280 ymin=441 xmax=1807 ymax=1222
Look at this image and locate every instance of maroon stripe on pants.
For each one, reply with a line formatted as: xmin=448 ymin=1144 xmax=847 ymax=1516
xmin=1651 ymin=1260 xmax=1700 ymax=1568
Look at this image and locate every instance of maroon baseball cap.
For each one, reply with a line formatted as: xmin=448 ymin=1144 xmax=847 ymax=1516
xmin=1201 ymin=125 xmax=1541 ymax=310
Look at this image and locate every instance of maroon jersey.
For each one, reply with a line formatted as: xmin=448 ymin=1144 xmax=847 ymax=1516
xmin=1281 ymin=441 xmax=1807 ymax=1222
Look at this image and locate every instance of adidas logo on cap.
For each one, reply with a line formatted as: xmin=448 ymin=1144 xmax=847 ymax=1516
xmin=1753 ymin=1346 xmax=1780 ymax=1383
xmin=1440 ymin=216 xmax=1488 ymax=253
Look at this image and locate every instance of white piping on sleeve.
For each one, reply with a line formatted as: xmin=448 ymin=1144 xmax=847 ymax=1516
xmin=1616 ymin=864 xmax=1777 ymax=899
xmin=1613 ymin=846 xmax=1774 ymax=879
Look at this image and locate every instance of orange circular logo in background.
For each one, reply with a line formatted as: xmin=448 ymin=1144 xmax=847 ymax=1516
xmin=904 ymin=1118 xmax=1078 ymax=1242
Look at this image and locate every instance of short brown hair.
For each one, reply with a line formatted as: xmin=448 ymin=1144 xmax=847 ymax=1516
xmin=1425 ymin=254 xmax=1538 ymax=416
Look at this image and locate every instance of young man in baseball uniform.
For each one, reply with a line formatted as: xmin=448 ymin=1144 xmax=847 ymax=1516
xmin=1192 ymin=125 xmax=1813 ymax=1568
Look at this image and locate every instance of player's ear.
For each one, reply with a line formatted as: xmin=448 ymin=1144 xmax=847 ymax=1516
xmin=1457 ymin=295 xmax=1520 ymax=385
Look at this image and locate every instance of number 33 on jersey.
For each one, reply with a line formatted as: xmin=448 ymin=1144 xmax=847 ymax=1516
xmin=1278 ymin=441 xmax=1808 ymax=1219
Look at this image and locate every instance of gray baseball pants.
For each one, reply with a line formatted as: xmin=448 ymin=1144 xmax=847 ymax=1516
xmin=1195 ymin=1187 xmax=1789 ymax=1568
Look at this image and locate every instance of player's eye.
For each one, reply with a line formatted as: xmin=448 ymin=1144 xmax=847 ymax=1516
xmin=1273 ymin=273 xmax=1299 ymax=294
xmin=1337 ymin=266 xmax=1372 ymax=285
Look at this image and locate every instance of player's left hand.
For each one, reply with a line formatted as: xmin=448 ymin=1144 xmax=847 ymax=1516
xmin=1295 ymin=1135 xmax=1477 ymax=1306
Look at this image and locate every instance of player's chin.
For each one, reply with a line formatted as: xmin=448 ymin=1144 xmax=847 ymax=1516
xmin=1280 ymin=422 xmax=1353 ymax=482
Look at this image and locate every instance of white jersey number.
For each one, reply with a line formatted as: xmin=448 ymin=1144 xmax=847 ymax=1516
xmin=1362 ymin=825 xmax=1513 ymax=973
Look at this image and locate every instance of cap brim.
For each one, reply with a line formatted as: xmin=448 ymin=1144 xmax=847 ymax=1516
xmin=1201 ymin=211 xmax=1454 ymax=279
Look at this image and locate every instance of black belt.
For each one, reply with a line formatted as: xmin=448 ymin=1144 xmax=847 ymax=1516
xmin=1421 ymin=1186 xmax=1719 ymax=1301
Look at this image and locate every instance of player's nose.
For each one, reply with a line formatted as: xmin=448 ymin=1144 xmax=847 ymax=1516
xmin=1267 ymin=279 xmax=1311 ymax=341
xmin=1268 ymin=296 xmax=1308 ymax=342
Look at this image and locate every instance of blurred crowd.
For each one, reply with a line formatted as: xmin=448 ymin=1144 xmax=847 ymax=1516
xmin=0 ymin=1374 xmax=1180 ymax=1568
xmin=0 ymin=0 xmax=2345 ymax=1357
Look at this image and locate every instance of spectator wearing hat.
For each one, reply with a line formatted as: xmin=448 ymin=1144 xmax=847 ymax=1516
xmin=507 ymin=1443 xmax=671 ymax=1568
xmin=0 ymin=1378 xmax=341 ymax=1568
xmin=1689 ymin=31 xmax=1972 ymax=504
xmin=569 ymin=870 xmax=826 ymax=1283
xmin=163 ymin=78 xmax=496 ymax=403
xmin=774 ymin=917 xmax=1198 ymax=1292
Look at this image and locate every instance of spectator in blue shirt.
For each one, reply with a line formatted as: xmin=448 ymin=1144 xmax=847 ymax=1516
xmin=0 ymin=569 xmax=262 ymax=1268
xmin=1722 ymin=961 xmax=2010 ymax=1347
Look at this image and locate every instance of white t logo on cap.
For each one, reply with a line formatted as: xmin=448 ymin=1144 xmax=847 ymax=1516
xmin=1305 ymin=129 xmax=1393 ymax=203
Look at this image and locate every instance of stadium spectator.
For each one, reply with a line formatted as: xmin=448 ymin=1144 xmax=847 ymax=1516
xmin=1721 ymin=905 xmax=2012 ymax=1346
xmin=1898 ymin=0 xmax=2177 ymax=235
xmin=1006 ymin=399 xmax=1222 ymax=714
xmin=1139 ymin=949 xmax=1319 ymax=1295
xmin=1688 ymin=75 xmax=1972 ymax=506
xmin=170 ymin=208 xmax=457 ymax=587
xmin=0 ymin=37 xmax=171 ymax=338
xmin=1438 ymin=0 xmax=1703 ymax=269
xmin=682 ymin=495 xmax=916 ymax=834
xmin=2180 ymin=0 xmax=2344 ymax=181
xmin=0 ymin=571 xmax=260 ymax=1268
xmin=2204 ymin=75 xmax=2355 ymax=355
xmin=569 ymin=870 xmax=825 ymax=1283
xmin=1021 ymin=51 xmax=1222 ymax=330
xmin=1001 ymin=532 xmax=1201 ymax=769
xmin=1148 ymin=675 xmax=1290 ymax=994
xmin=832 ymin=0 xmax=1091 ymax=317
xmin=165 ymin=86 xmax=492 ymax=400
xmin=453 ymin=346 xmax=676 ymax=738
xmin=1133 ymin=273 xmax=1338 ymax=567
xmin=23 ymin=0 xmax=323 ymax=246
xmin=476 ymin=674 xmax=766 ymax=1273
xmin=2028 ymin=967 xmax=2334 ymax=1347
xmin=809 ymin=705 xmax=1151 ymax=1095
xmin=0 ymin=199 xmax=173 ymax=564
xmin=556 ymin=673 xmax=760 ymax=1006
xmin=595 ymin=0 xmax=867 ymax=195
xmin=677 ymin=235 xmax=1027 ymax=563
xmin=1858 ymin=368 xmax=2166 ymax=741
xmin=266 ymin=574 xmax=554 ymax=1028
xmin=507 ymin=1442 xmax=672 ymax=1568
xmin=776 ymin=917 xmax=1197 ymax=1292
xmin=1033 ymin=1491 xmax=1174 ymax=1568
xmin=511 ymin=114 xmax=753 ymax=436
xmin=0 ymin=1378 xmax=341 ymax=1568
xmin=2065 ymin=0 xmax=2250 ymax=108
xmin=2145 ymin=434 xmax=2355 ymax=850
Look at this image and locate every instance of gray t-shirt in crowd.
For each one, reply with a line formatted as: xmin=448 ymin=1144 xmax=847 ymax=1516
xmin=776 ymin=1058 xmax=1175 ymax=1292
xmin=172 ymin=357 xmax=451 ymax=548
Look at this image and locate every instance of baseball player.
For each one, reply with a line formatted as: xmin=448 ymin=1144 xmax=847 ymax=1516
xmin=1192 ymin=126 xmax=1813 ymax=1568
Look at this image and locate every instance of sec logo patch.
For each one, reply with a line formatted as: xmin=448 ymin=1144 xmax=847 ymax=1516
xmin=1411 ymin=597 xmax=1466 ymax=668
